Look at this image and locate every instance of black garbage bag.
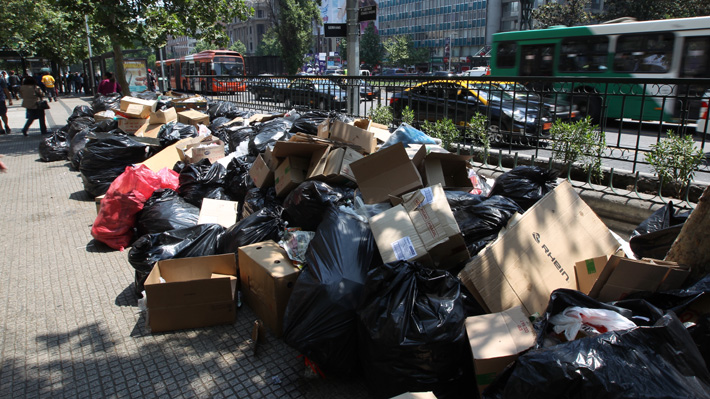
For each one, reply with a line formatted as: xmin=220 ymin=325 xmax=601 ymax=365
xmin=92 ymin=119 xmax=119 ymax=132
xmin=92 ymin=93 xmax=122 ymax=112
xmin=289 ymin=111 xmax=329 ymax=135
xmin=176 ymin=159 xmax=228 ymax=207
xmin=629 ymin=202 xmax=691 ymax=259
xmin=445 ymin=190 xmax=487 ymax=210
xmin=209 ymin=116 xmax=233 ymax=132
xmin=135 ymin=91 xmax=159 ymax=101
xmin=39 ymin=130 xmax=70 ymax=162
xmin=243 ymin=186 xmax=281 ymax=219
xmin=69 ymin=128 xmax=92 ymax=169
xmin=156 ymin=122 xmax=198 ymax=147
xmin=223 ymin=156 xmax=255 ymax=203
xmin=136 ymin=189 xmax=200 ymax=237
xmin=79 ymin=133 xmax=149 ymax=197
xmin=128 ymin=223 xmax=226 ymax=274
xmin=224 ymin=125 xmax=255 ymax=156
xmin=220 ymin=208 xmax=285 ymax=255
xmin=155 ymin=99 xmax=172 ymax=111
xmin=484 ymin=312 xmax=710 ymax=399
xmin=453 ymin=195 xmax=523 ymax=256
xmin=68 ymin=105 xmax=94 ymax=122
xmin=207 ymin=100 xmax=243 ymax=120
xmin=248 ymin=118 xmax=293 ymax=155
xmin=67 ymin=116 xmax=96 ymax=140
xmin=357 ymin=261 xmax=483 ymax=398
xmin=283 ymin=208 xmax=382 ymax=377
xmin=488 ymin=166 xmax=559 ymax=211
xmin=282 ymin=181 xmax=354 ymax=232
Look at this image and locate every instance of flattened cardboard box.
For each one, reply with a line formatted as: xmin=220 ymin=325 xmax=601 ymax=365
xmin=465 ymin=306 xmax=535 ymax=395
xmin=458 ymin=181 xmax=620 ymax=316
xmin=145 ymin=254 xmax=237 ymax=333
xmin=238 ymin=241 xmax=301 ymax=337
xmin=350 ymin=142 xmax=423 ymax=204
xmin=197 ymin=198 xmax=240 ymax=228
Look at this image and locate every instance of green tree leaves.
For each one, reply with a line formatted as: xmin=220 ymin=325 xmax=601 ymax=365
xmin=531 ymin=0 xmax=592 ymax=28
xmin=272 ymin=0 xmax=321 ymax=74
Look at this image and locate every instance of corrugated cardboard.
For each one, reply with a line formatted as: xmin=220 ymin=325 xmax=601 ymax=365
xmin=263 ymin=145 xmax=277 ymax=170
xmin=145 ymin=254 xmax=237 ymax=333
xmin=117 ymin=118 xmax=149 ymax=134
xmin=182 ymin=139 xmax=225 ymax=164
xmin=412 ymin=146 xmax=473 ymax=191
xmin=138 ymin=138 xmax=191 ymax=172
xmin=238 ymin=241 xmax=301 ymax=337
xmin=120 ymin=96 xmax=157 ymax=116
xmin=274 ymin=156 xmax=310 ymax=197
xmin=177 ymin=109 xmax=210 ymax=127
xmin=318 ymin=119 xmax=377 ymax=154
xmin=171 ymin=96 xmax=208 ymax=112
xmin=197 ymin=198 xmax=240 ymax=228
xmin=320 ymin=147 xmax=363 ymax=182
xmin=457 ymin=181 xmax=620 ymax=316
xmin=134 ymin=123 xmax=165 ymax=139
xmin=575 ymin=255 xmax=611 ymax=295
xmin=271 ymin=142 xmax=330 ymax=195
xmin=149 ymin=107 xmax=178 ymax=124
xmin=249 ymin=154 xmax=275 ymax=188
xmin=93 ymin=110 xmax=116 ymax=121
xmin=122 ymin=103 xmax=150 ymax=119
xmin=589 ymin=256 xmax=690 ymax=302
xmin=369 ymin=205 xmax=429 ymax=264
xmin=350 ymin=142 xmax=423 ymax=204
xmin=465 ymin=306 xmax=536 ymax=395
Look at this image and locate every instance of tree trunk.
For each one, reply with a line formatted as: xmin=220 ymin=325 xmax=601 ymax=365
xmin=112 ymin=38 xmax=129 ymax=96
xmin=665 ymin=186 xmax=710 ymax=281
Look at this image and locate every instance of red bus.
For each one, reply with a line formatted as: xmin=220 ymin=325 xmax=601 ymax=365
xmin=156 ymin=50 xmax=246 ymax=93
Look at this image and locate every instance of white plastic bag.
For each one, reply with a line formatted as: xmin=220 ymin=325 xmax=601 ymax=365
xmin=549 ymin=306 xmax=636 ymax=341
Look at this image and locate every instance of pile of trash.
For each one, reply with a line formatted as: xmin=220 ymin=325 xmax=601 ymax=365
xmin=40 ymin=93 xmax=710 ymax=398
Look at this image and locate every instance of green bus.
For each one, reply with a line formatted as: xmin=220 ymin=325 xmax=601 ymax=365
xmin=490 ymin=16 xmax=710 ymax=124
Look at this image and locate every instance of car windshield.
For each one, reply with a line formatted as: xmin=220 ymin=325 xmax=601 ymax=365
xmin=213 ymin=61 xmax=243 ymax=77
xmin=468 ymin=83 xmax=515 ymax=101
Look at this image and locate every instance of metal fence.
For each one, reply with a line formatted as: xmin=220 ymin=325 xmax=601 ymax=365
xmin=184 ymin=74 xmax=710 ymax=207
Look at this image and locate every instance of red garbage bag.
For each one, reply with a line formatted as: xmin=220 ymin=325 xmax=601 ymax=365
xmin=91 ymin=164 xmax=179 ymax=250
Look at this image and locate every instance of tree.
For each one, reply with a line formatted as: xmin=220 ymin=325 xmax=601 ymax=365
xmin=270 ymin=0 xmax=321 ymax=74
xmin=229 ymin=40 xmax=247 ymax=54
xmin=360 ymin=23 xmax=384 ymax=68
xmin=603 ymin=0 xmax=710 ymax=21
xmin=256 ymin=28 xmax=282 ymax=56
xmin=57 ymin=0 xmax=253 ymax=93
xmin=383 ymin=35 xmax=417 ymax=67
xmin=531 ymin=0 xmax=593 ymax=28
xmin=194 ymin=40 xmax=218 ymax=53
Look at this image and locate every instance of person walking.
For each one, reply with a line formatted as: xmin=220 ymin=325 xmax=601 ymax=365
xmin=97 ymin=72 xmax=123 ymax=96
xmin=41 ymin=72 xmax=58 ymax=102
xmin=20 ymin=77 xmax=48 ymax=136
xmin=74 ymin=72 xmax=83 ymax=94
xmin=0 ymin=75 xmax=12 ymax=134
xmin=8 ymin=71 xmax=21 ymax=100
xmin=146 ymin=69 xmax=156 ymax=92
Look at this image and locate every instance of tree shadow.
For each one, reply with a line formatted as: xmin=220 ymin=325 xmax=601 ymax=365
xmin=70 ymin=190 xmax=93 ymax=202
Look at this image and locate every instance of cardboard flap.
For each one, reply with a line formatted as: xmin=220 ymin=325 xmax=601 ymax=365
xmin=197 ymin=198 xmax=240 ymax=228
xmin=239 ymin=241 xmax=299 ymax=278
xmin=272 ymin=141 xmax=328 ymax=158
xmin=466 ymin=306 xmax=535 ymax=359
xmin=350 ymin=142 xmax=423 ymax=204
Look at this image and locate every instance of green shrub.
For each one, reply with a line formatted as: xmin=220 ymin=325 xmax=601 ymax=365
xmin=645 ymin=130 xmax=703 ymax=196
xmin=367 ymin=105 xmax=394 ymax=127
xmin=466 ymin=112 xmax=490 ymax=152
xmin=401 ymin=106 xmax=415 ymax=125
xmin=421 ymin=118 xmax=460 ymax=151
xmin=549 ymin=116 xmax=606 ymax=181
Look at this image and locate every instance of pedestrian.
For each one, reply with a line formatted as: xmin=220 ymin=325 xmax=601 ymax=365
xmin=81 ymin=73 xmax=89 ymax=94
xmin=20 ymin=76 xmax=48 ymax=136
xmin=74 ymin=72 xmax=83 ymax=94
xmin=8 ymin=71 xmax=21 ymax=100
xmin=97 ymin=72 xmax=123 ymax=96
xmin=146 ymin=69 xmax=156 ymax=92
xmin=0 ymin=76 xmax=12 ymax=134
xmin=41 ymin=72 xmax=58 ymax=102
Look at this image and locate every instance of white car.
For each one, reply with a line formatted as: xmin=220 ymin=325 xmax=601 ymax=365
xmin=460 ymin=67 xmax=488 ymax=77
xmin=697 ymin=91 xmax=709 ymax=135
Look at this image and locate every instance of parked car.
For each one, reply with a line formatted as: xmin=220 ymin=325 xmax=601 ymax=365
xmin=281 ymin=77 xmax=348 ymax=110
xmin=389 ymin=80 xmax=553 ymax=145
xmin=460 ymin=67 xmax=488 ymax=77
xmin=433 ymin=71 xmax=456 ymax=77
xmin=380 ymin=68 xmax=407 ymax=76
xmin=470 ymin=81 xmax=579 ymax=122
xmin=248 ymin=75 xmax=291 ymax=101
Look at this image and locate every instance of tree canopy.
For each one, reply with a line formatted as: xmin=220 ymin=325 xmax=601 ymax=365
xmin=531 ymin=0 xmax=593 ymax=28
xmin=270 ymin=0 xmax=321 ymax=74
xmin=360 ymin=23 xmax=384 ymax=68
xmin=383 ymin=35 xmax=424 ymax=67
xmin=602 ymin=0 xmax=710 ymax=21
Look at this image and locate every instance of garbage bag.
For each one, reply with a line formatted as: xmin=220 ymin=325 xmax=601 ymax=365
xmin=222 ymin=125 xmax=255 ymax=156
xmin=128 ymin=223 xmax=226 ymax=274
xmin=243 ymin=186 xmax=281 ymax=219
xmin=283 ymin=208 xmax=382 ymax=377
xmin=210 ymin=116 xmax=233 ymax=131
xmin=135 ymin=91 xmax=159 ymax=101
xmin=92 ymin=93 xmax=122 ymax=112
xmin=39 ymin=130 xmax=70 ymax=162
xmin=176 ymin=159 xmax=229 ymax=207
xmin=484 ymin=312 xmax=710 ymax=399
xmin=207 ymin=100 xmax=243 ymax=120
xmin=629 ymin=202 xmax=691 ymax=259
xmin=92 ymin=119 xmax=119 ymax=132
xmin=357 ymin=261 xmax=483 ymax=398
xmin=157 ymin=122 xmax=198 ymax=147
xmin=223 ymin=156 xmax=255 ymax=203
xmin=67 ymin=116 xmax=96 ymax=140
xmin=136 ymin=189 xmax=200 ymax=236
xmin=248 ymin=118 xmax=293 ymax=155
xmin=488 ymin=166 xmax=559 ymax=211
xmin=453 ymin=195 xmax=523 ymax=256
xmin=220 ymin=208 xmax=285 ymax=255
xmin=68 ymin=105 xmax=94 ymax=122
xmin=380 ymin=123 xmax=438 ymax=149
xmin=80 ymin=133 xmax=150 ymax=197
xmin=91 ymin=165 xmax=179 ymax=250
xmin=69 ymin=128 xmax=92 ymax=170
xmin=445 ymin=190 xmax=487 ymax=210
xmin=289 ymin=111 xmax=329 ymax=135
xmin=282 ymin=181 xmax=353 ymax=232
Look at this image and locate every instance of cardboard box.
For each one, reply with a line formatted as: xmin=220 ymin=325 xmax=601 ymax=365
xmin=465 ymin=306 xmax=536 ymax=395
xmin=350 ymin=142 xmax=423 ymax=204
xmin=134 ymin=123 xmax=165 ymax=139
xmin=197 ymin=198 xmax=240 ymax=228
xmin=177 ymin=109 xmax=210 ymax=127
xmin=369 ymin=204 xmax=429 ymax=264
xmin=144 ymin=254 xmax=238 ymax=333
xmin=170 ymin=96 xmax=208 ymax=112
xmin=412 ymin=146 xmax=473 ymax=192
xmin=95 ymin=194 xmax=104 ymax=214
xmin=589 ymin=256 xmax=690 ymax=302
xmin=138 ymin=138 xmax=191 ymax=172
xmin=182 ymin=139 xmax=225 ymax=164
xmin=249 ymin=153 xmax=275 ymax=188
xmin=457 ymin=181 xmax=620 ymax=316
xmin=238 ymin=241 xmax=301 ymax=337
xmin=321 ymin=146 xmax=363 ymax=182
xmin=318 ymin=119 xmax=377 ymax=154
xmin=149 ymin=107 xmax=178 ymax=124
xmin=117 ymin=117 xmax=149 ymax=134
xmin=575 ymin=255 xmax=611 ymax=295
xmin=274 ymin=156 xmax=310 ymax=197
xmin=93 ymin=110 xmax=116 ymax=121
xmin=120 ymin=96 xmax=157 ymax=117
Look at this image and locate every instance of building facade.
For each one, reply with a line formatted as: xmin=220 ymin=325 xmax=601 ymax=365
xmin=226 ymin=0 xmax=275 ymax=55
xmin=166 ymin=36 xmax=198 ymax=59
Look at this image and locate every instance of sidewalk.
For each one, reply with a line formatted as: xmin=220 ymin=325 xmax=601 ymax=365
xmin=0 ymin=95 xmax=371 ymax=398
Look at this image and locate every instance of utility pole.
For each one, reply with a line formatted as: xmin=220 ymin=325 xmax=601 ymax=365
xmin=346 ymin=0 xmax=360 ymax=114
xmin=85 ymin=15 xmax=95 ymax=95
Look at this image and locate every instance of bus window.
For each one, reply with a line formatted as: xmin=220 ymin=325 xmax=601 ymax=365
xmin=496 ymin=42 xmax=517 ymax=69
xmin=681 ymin=36 xmax=710 ymax=78
xmin=200 ymin=62 xmax=209 ymax=75
xmin=559 ymin=36 xmax=609 ymax=72
xmin=520 ymin=44 xmax=555 ymax=76
xmin=213 ymin=57 xmax=244 ymax=77
xmin=614 ymin=33 xmax=674 ymax=73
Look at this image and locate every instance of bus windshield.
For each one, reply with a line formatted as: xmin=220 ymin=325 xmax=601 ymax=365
xmin=214 ymin=60 xmax=244 ymax=77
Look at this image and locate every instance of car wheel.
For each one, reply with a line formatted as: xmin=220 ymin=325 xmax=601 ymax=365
xmin=573 ymin=90 xmax=603 ymax=124
xmin=489 ymin=124 xmax=505 ymax=145
xmin=284 ymin=97 xmax=292 ymax=109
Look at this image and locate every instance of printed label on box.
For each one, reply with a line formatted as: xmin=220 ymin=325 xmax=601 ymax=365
xmin=391 ymin=236 xmax=418 ymax=261
xmin=419 ymin=187 xmax=434 ymax=207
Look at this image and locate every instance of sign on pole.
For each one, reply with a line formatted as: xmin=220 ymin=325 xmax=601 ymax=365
xmin=324 ymin=23 xmax=347 ymax=37
xmin=358 ymin=5 xmax=377 ymax=22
